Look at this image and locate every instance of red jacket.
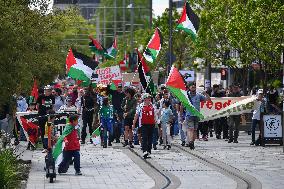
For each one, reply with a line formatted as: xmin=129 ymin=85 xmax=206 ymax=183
xmin=64 ymin=128 xmax=80 ymax=151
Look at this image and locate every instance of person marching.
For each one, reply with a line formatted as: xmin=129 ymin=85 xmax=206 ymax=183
xmin=58 ymin=114 xmax=82 ymax=175
xmin=161 ymin=100 xmax=174 ymax=150
xmin=37 ymin=85 xmax=55 ymax=151
xmin=122 ymin=87 xmax=137 ymax=148
xmin=185 ymin=83 xmax=210 ymax=149
xmin=80 ymin=89 xmax=95 ymax=144
xmin=99 ymin=97 xmax=114 ymax=148
xmin=133 ymin=93 xmax=155 ymax=159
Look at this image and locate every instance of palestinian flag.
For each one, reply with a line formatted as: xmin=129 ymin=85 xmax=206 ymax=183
xmin=66 ymin=49 xmax=98 ymax=83
xmin=176 ymin=1 xmax=200 ymax=42
xmin=119 ymin=53 xmax=129 ymax=71
xmin=89 ymin=36 xmax=107 ymax=55
xmin=166 ymin=66 xmax=203 ymax=119
xmin=137 ymin=49 xmax=156 ymax=95
xmin=91 ymin=126 xmax=101 ymax=145
xmin=29 ymin=78 xmax=38 ymax=104
xmin=19 ymin=117 xmax=38 ymax=146
xmin=53 ymin=125 xmax=74 ymax=165
xmin=143 ymin=28 xmax=163 ymax=63
xmin=104 ymin=36 xmax=118 ymax=59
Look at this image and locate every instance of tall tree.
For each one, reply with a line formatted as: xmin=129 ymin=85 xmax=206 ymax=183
xmin=0 ymin=0 xmax=96 ymax=105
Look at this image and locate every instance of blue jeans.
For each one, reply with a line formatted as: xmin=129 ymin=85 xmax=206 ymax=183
xmin=59 ymin=150 xmax=80 ymax=173
xmin=100 ymin=118 xmax=113 ymax=144
xmin=251 ymin=119 xmax=260 ymax=142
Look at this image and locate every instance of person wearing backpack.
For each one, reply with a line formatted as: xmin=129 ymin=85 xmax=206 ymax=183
xmin=132 ymin=93 xmax=155 ymax=159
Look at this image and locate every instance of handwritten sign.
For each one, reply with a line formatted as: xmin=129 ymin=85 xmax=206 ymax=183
xmin=93 ymin=66 xmax=122 ymax=85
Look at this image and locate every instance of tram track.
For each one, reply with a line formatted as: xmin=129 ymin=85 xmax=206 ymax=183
xmin=123 ymin=143 xmax=262 ymax=189
xmin=172 ymin=144 xmax=262 ymax=189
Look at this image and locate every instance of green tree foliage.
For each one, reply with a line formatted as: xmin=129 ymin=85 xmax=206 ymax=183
xmin=192 ymin=0 xmax=284 ymax=70
xmin=0 ymin=0 xmax=96 ymax=105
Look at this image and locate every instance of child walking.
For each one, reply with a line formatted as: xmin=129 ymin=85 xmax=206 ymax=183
xmin=58 ymin=114 xmax=82 ymax=175
xmin=161 ymin=100 xmax=173 ymax=150
xmin=99 ymin=97 xmax=114 ymax=148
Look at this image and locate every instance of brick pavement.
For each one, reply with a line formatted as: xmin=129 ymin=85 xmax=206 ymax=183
xmin=25 ymin=131 xmax=284 ymax=189
xmin=26 ymin=144 xmax=155 ymax=189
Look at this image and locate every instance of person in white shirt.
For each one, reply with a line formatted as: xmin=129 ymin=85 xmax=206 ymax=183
xmin=58 ymin=97 xmax=77 ymax=112
xmin=251 ymin=89 xmax=266 ymax=145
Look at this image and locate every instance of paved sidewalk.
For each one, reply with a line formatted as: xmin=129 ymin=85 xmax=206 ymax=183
xmin=26 ymin=144 xmax=155 ymax=189
xmin=191 ymin=131 xmax=284 ymax=189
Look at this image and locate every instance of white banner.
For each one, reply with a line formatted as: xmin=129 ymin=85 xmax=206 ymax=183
xmin=93 ymin=66 xmax=122 ymax=85
xmin=201 ymin=96 xmax=257 ymax=121
xmin=179 ymin=70 xmax=195 ymax=82
xmin=200 ymin=96 xmax=250 ymax=117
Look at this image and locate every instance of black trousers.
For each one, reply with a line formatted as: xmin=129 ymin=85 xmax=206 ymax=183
xmin=214 ymin=118 xmax=222 ymax=136
xmin=141 ymin=124 xmax=154 ymax=154
xmin=81 ymin=110 xmax=94 ymax=141
xmin=222 ymin=117 xmax=229 ymax=138
xmin=38 ymin=116 xmax=48 ymax=149
xmin=113 ymin=111 xmax=123 ymax=141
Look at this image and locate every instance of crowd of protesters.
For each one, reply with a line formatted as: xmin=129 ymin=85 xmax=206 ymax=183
xmin=0 ymin=80 xmax=282 ymax=174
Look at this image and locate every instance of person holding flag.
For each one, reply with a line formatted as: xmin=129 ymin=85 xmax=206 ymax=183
xmin=184 ymin=83 xmax=210 ymax=149
xmin=57 ymin=114 xmax=82 ymax=175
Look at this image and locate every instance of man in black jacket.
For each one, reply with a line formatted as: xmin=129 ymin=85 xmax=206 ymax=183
xmin=107 ymin=83 xmax=125 ymax=143
xmin=81 ymin=89 xmax=95 ymax=144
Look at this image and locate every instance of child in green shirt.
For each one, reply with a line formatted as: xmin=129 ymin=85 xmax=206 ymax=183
xmin=99 ymin=97 xmax=114 ymax=148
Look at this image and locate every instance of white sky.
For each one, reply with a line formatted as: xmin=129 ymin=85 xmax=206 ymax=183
xmin=153 ymin=0 xmax=169 ymax=17
xmin=48 ymin=0 xmax=168 ymax=18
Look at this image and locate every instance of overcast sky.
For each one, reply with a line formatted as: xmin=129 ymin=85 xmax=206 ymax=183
xmin=153 ymin=0 xmax=169 ymax=17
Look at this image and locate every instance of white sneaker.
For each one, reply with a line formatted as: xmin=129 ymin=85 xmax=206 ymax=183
xmin=143 ymin=152 xmax=148 ymax=159
xmin=147 ymin=153 xmax=151 ymax=158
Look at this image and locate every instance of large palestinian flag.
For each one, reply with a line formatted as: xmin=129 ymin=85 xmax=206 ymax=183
xmin=105 ymin=36 xmax=118 ymax=59
xmin=176 ymin=1 xmax=200 ymax=42
xmin=137 ymin=49 xmax=156 ymax=95
xmin=53 ymin=125 xmax=75 ymax=165
xmin=89 ymin=36 xmax=107 ymax=55
xmin=143 ymin=28 xmax=163 ymax=63
xmin=66 ymin=49 xmax=98 ymax=83
xmin=166 ymin=66 xmax=203 ymax=119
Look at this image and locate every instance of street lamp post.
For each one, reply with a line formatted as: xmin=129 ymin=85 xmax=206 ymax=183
xmin=130 ymin=0 xmax=134 ymax=52
xmin=281 ymin=47 xmax=284 ymax=152
xmin=168 ymin=0 xmax=173 ymax=75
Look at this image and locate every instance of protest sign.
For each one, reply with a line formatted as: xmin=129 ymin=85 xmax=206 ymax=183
xmin=179 ymin=70 xmax=195 ymax=82
xmin=93 ymin=65 xmax=122 ymax=85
